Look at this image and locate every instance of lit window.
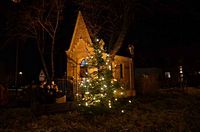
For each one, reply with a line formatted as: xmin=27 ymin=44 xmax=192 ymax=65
xmin=80 ymin=59 xmax=87 ymax=67
xmin=80 ymin=59 xmax=88 ymax=78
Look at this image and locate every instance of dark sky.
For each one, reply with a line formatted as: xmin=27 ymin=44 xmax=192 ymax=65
xmin=0 ymin=0 xmax=200 ymax=82
xmin=123 ymin=0 xmax=200 ymax=68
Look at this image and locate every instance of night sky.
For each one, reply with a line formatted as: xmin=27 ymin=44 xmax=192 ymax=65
xmin=121 ymin=0 xmax=200 ymax=67
xmin=0 ymin=0 xmax=200 ymax=83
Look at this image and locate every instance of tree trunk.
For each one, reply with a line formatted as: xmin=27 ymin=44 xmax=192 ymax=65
xmin=50 ymin=10 xmax=60 ymax=81
xmin=37 ymin=40 xmax=50 ymax=82
xmin=51 ymin=38 xmax=55 ymax=81
xmin=110 ymin=11 xmax=130 ymax=59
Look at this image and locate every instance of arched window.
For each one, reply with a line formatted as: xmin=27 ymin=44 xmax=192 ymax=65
xmin=80 ymin=59 xmax=88 ymax=78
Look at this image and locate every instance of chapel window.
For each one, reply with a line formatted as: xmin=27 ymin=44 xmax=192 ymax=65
xmin=80 ymin=59 xmax=88 ymax=78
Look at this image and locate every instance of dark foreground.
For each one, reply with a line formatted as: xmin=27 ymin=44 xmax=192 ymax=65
xmin=0 ymin=89 xmax=200 ymax=132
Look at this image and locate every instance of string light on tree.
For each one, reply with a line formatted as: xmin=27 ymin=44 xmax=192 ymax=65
xmin=77 ymin=37 xmax=126 ymax=108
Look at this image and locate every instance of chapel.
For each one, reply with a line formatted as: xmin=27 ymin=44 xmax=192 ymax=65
xmin=66 ymin=11 xmax=135 ymax=97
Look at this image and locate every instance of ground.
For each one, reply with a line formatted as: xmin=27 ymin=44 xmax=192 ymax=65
xmin=0 ymin=88 xmax=200 ymax=131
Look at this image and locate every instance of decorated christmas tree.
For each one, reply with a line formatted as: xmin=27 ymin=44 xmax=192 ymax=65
xmin=77 ymin=38 xmax=126 ymax=108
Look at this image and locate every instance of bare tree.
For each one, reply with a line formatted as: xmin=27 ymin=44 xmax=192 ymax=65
xmin=7 ymin=0 xmax=64 ymax=81
xmin=35 ymin=0 xmax=64 ymax=81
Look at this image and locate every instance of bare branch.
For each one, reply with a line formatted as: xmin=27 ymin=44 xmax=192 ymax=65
xmin=37 ymin=19 xmax=53 ymax=38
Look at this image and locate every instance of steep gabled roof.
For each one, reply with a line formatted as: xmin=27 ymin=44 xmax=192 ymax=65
xmin=67 ymin=11 xmax=131 ymax=58
xmin=67 ymin=11 xmax=92 ymax=52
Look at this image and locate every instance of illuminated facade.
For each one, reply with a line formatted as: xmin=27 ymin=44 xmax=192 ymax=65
xmin=66 ymin=11 xmax=135 ymax=97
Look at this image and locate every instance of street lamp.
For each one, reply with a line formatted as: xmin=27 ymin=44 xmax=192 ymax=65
xmin=128 ymin=44 xmax=135 ymax=96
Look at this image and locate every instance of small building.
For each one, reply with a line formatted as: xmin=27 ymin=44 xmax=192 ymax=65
xmin=135 ymin=68 xmax=161 ymax=95
xmin=65 ymin=11 xmax=135 ymax=97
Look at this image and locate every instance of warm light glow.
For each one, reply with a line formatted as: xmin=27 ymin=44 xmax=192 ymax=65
xmin=12 ymin=0 xmax=21 ymax=3
xmin=109 ymin=65 xmax=111 ymax=70
xmin=85 ymin=92 xmax=90 ymax=94
xmin=77 ymin=36 xmax=126 ymax=108
xmin=179 ymin=66 xmax=183 ymax=70
xmin=95 ymin=100 xmax=100 ymax=103
xmin=180 ymin=74 xmax=183 ymax=77
xmin=96 ymin=38 xmax=100 ymax=42
xmin=108 ymin=100 xmax=112 ymax=108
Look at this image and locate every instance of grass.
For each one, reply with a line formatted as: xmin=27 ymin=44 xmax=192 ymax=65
xmin=0 ymin=91 xmax=200 ymax=132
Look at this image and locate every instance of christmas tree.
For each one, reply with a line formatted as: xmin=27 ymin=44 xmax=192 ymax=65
xmin=77 ymin=38 xmax=126 ymax=108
